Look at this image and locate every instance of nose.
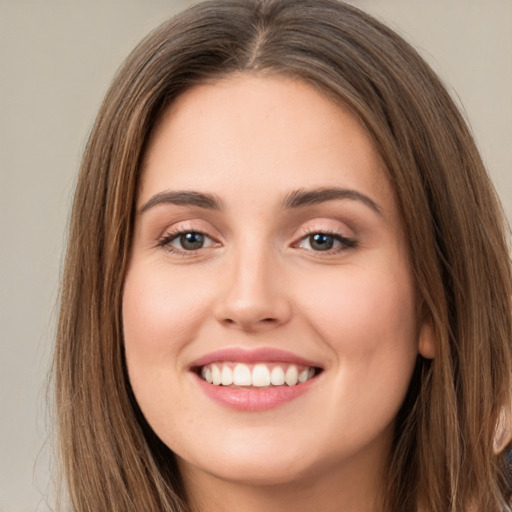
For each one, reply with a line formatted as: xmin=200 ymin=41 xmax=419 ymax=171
xmin=214 ymin=244 xmax=292 ymax=332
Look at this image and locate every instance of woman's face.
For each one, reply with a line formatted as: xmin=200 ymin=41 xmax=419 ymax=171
xmin=123 ymin=74 xmax=433 ymax=490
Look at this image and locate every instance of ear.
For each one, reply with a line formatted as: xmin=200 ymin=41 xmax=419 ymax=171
xmin=418 ymin=321 xmax=436 ymax=359
xmin=494 ymin=405 xmax=512 ymax=454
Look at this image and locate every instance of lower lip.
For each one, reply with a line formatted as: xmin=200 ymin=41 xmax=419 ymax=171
xmin=193 ymin=373 xmax=318 ymax=411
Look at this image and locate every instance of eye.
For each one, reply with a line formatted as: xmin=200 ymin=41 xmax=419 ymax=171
xmin=297 ymin=232 xmax=356 ymax=252
xmin=159 ymin=230 xmax=217 ymax=252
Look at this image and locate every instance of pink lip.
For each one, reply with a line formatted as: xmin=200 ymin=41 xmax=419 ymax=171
xmin=190 ymin=347 xmax=323 ymax=412
xmin=193 ymin=372 xmax=318 ymax=411
xmin=190 ymin=347 xmax=322 ymax=368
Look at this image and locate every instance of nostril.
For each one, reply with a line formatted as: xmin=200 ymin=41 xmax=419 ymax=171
xmin=222 ymin=317 xmax=277 ymax=326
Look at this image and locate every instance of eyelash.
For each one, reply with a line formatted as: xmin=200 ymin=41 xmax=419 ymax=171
xmin=157 ymin=229 xmax=218 ymax=255
xmin=157 ymin=228 xmax=357 ymax=255
xmin=294 ymin=229 xmax=358 ymax=254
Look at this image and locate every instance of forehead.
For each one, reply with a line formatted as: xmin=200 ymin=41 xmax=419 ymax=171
xmin=140 ymin=73 xmax=396 ymax=219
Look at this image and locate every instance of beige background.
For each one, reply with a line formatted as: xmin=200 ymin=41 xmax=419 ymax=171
xmin=0 ymin=1 xmax=510 ymax=511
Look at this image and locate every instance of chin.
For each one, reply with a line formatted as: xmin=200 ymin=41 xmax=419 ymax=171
xmin=174 ymin=434 xmax=318 ymax=487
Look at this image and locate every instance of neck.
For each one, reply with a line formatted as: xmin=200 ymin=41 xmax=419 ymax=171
xmin=178 ymin=449 xmax=387 ymax=512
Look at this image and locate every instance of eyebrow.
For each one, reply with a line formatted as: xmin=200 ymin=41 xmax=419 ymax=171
xmin=139 ymin=186 xmax=382 ymax=216
xmin=282 ymin=187 xmax=382 ymax=215
xmin=139 ymin=191 xmax=223 ymax=214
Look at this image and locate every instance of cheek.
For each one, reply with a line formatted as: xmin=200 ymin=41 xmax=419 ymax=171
xmin=298 ymin=263 xmax=416 ymax=346
xmin=295 ymin=260 xmax=418 ymax=401
xmin=291 ymin=262 xmax=419 ymax=445
xmin=122 ymin=263 xmax=210 ymax=430
xmin=122 ymin=263 xmax=212 ymax=362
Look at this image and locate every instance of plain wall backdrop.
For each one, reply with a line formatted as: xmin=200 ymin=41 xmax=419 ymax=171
xmin=0 ymin=1 xmax=510 ymax=511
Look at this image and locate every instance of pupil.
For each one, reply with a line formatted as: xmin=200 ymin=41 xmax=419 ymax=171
xmin=180 ymin=232 xmax=204 ymax=250
xmin=310 ymin=233 xmax=333 ymax=251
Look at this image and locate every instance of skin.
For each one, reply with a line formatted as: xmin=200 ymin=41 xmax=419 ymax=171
xmin=123 ymin=74 xmax=435 ymax=512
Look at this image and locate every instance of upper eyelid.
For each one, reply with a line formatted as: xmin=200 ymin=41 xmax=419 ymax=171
xmin=157 ymin=220 xmax=220 ymax=240
xmin=293 ymin=222 xmax=354 ymax=240
xmin=158 ymin=228 xmax=217 ymax=245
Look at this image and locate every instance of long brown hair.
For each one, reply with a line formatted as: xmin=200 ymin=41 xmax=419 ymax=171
xmin=54 ymin=1 xmax=512 ymax=510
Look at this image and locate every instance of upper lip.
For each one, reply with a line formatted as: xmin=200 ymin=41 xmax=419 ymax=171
xmin=190 ymin=347 xmax=323 ymax=369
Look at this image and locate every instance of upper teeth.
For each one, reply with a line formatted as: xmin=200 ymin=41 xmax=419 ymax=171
xmin=200 ymin=363 xmax=315 ymax=387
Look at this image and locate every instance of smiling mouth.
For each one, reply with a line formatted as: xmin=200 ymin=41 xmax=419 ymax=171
xmin=195 ymin=362 xmax=322 ymax=388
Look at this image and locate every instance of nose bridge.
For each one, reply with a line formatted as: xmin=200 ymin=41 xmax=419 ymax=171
xmin=215 ymin=235 xmax=290 ymax=330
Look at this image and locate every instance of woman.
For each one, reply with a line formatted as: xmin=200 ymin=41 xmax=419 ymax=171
xmin=54 ymin=0 xmax=512 ymax=511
